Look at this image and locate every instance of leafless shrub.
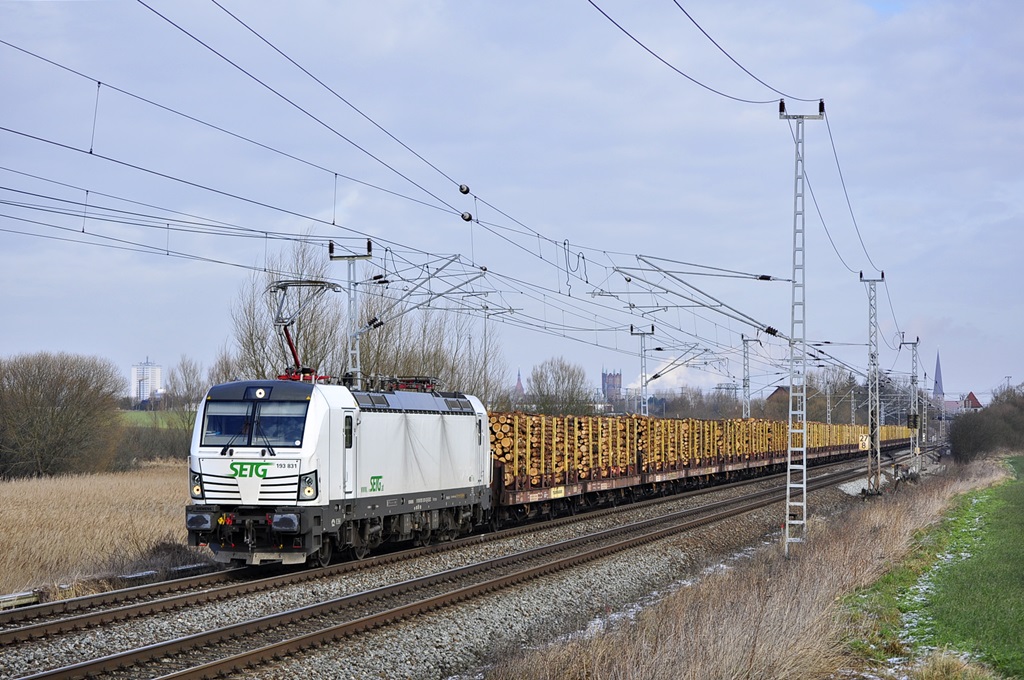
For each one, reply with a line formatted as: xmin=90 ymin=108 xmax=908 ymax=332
xmin=0 ymin=351 xmax=126 ymax=478
xmin=165 ymin=354 xmax=207 ymax=456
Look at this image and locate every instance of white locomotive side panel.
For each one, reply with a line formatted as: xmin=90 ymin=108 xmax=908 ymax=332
xmin=354 ymin=410 xmax=482 ymax=497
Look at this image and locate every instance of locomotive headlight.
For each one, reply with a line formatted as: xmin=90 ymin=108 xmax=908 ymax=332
xmin=299 ymin=472 xmax=318 ymax=500
xmin=189 ymin=471 xmax=204 ymax=499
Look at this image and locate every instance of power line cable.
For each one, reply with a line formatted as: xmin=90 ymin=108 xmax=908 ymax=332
xmin=782 ymin=120 xmax=858 ymax=274
xmin=882 ymin=278 xmax=904 ymax=346
xmin=2 ymin=17 xmax=887 ymax=381
xmin=668 ymin=1 xmax=818 ymax=102
xmin=0 ymin=38 xmax=452 ymax=218
xmin=209 ymin=0 xmax=462 ymax=189
xmin=134 ymin=0 xmax=461 ymax=214
xmin=585 ymin=0 xmax=779 ymax=104
xmin=824 ymin=111 xmax=882 ymax=273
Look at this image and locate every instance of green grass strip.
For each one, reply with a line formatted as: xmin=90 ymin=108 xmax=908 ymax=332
xmin=923 ymin=457 xmax=1024 ymax=677
xmin=843 ymin=462 xmax=1022 ymax=676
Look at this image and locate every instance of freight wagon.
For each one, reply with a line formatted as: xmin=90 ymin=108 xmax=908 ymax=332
xmin=487 ymin=412 xmax=910 ymax=517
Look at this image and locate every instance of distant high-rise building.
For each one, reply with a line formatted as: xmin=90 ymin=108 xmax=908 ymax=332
xmin=131 ymin=358 xmax=162 ymax=404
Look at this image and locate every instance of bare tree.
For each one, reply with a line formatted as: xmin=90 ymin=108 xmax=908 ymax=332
xmin=231 ymin=238 xmax=347 ymax=378
xmin=166 ymin=354 xmax=208 ymax=456
xmin=661 ymin=385 xmax=745 ymax=420
xmin=229 ymin=241 xmax=508 ymax=402
xmin=0 ymin=352 xmax=125 ymax=477
xmin=207 ymin=342 xmax=239 ymax=385
xmin=526 ymin=356 xmax=594 ymax=415
xmin=357 ymin=287 xmax=509 ymax=404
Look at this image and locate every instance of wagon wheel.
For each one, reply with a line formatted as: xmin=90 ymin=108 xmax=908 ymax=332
xmin=414 ymin=529 xmax=433 ymax=547
xmin=308 ymin=536 xmax=333 ymax=568
xmin=350 ymin=544 xmax=370 ymax=560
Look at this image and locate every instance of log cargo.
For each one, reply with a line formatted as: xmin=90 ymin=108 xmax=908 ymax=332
xmin=488 ymin=411 xmax=911 ymax=491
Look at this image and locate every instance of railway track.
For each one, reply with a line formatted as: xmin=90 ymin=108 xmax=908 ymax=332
xmin=0 ymin=451 xmax=880 ymax=640
xmin=8 ymin=458 xmax=902 ymax=680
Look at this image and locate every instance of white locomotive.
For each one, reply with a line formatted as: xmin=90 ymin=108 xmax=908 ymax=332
xmin=186 ymin=378 xmax=491 ymax=566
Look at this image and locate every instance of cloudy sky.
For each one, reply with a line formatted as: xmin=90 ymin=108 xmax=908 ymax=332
xmin=1 ymin=0 xmax=1020 ymax=404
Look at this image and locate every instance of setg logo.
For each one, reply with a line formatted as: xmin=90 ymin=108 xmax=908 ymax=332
xmin=369 ymin=475 xmax=384 ymax=493
xmin=230 ymin=461 xmax=273 ymax=478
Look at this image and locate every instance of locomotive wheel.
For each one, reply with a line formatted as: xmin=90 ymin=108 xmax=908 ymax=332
xmin=308 ymin=537 xmax=333 ymax=568
xmin=438 ymin=513 xmax=458 ymax=542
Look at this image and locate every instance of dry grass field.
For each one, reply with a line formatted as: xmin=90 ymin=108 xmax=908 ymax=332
xmin=0 ymin=460 xmax=201 ymax=597
xmin=486 ymin=460 xmax=1010 ymax=680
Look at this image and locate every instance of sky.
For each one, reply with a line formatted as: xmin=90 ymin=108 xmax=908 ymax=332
xmin=1 ymin=0 xmax=1021 ymax=405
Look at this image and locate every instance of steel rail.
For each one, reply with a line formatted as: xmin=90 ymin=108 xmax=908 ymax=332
xmin=20 ymin=461 xmax=892 ymax=680
xmin=2 ymin=448 xmax=900 ymax=644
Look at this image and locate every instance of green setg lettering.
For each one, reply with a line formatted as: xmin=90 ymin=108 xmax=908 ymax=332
xmin=229 ymin=461 xmax=273 ymax=478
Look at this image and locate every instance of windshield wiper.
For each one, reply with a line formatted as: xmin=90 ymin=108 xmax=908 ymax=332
xmin=219 ymin=427 xmax=245 ymax=456
xmin=254 ymin=418 xmax=277 ymax=457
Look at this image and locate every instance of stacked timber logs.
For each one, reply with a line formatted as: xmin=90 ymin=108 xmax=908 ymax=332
xmin=489 ymin=413 xmax=640 ymax=487
xmin=488 ymin=411 xmax=912 ymax=490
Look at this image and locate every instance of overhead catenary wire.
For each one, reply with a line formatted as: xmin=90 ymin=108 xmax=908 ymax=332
xmin=1 ymin=22 xmax=829 ymax=316
xmin=3 ymin=171 xmax=780 ymax=381
xmin=208 ymin=0 xmax=462 ymax=190
xmin=2 ymin=5 xmax=908 ymax=392
xmin=824 ymin=111 xmax=882 ymax=274
xmin=134 ymin=0 xmax=462 ymax=215
xmin=4 ymin=117 xmax=876 ymax=395
xmin=668 ymin=1 xmax=818 ymax=102
xmin=585 ymin=0 xmax=779 ymax=105
xmin=0 ymin=38 xmax=453 ymax=217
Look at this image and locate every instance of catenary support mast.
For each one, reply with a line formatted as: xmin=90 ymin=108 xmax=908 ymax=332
xmin=780 ymin=99 xmax=824 ymax=556
xmin=861 ymin=272 xmax=884 ymax=494
xmin=330 ymin=240 xmax=373 ymax=389
xmin=631 ymin=324 xmax=655 ymax=416
xmin=901 ymin=334 xmax=921 ymax=474
xmin=741 ymin=333 xmax=757 ymax=419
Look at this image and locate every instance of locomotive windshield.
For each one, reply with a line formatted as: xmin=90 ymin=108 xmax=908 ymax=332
xmin=201 ymin=400 xmax=308 ymax=448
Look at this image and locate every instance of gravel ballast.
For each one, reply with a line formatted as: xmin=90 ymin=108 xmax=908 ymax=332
xmin=3 ymin=478 xmax=859 ymax=680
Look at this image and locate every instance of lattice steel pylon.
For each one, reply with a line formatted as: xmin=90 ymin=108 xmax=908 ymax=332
xmin=901 ymin=334 xmax=921 ymax=474
xmin=742 ymin=335 xmax=753 ymax=419
xmin=861 ymin=272 xmax=885 ymax=494
xmin=631 ymin=324 xmax=655 ymax=416
xmin=780 ymin=99 xmax=824 ymax=556
xmin=329 ymin=240 xmax=373 ymax=389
